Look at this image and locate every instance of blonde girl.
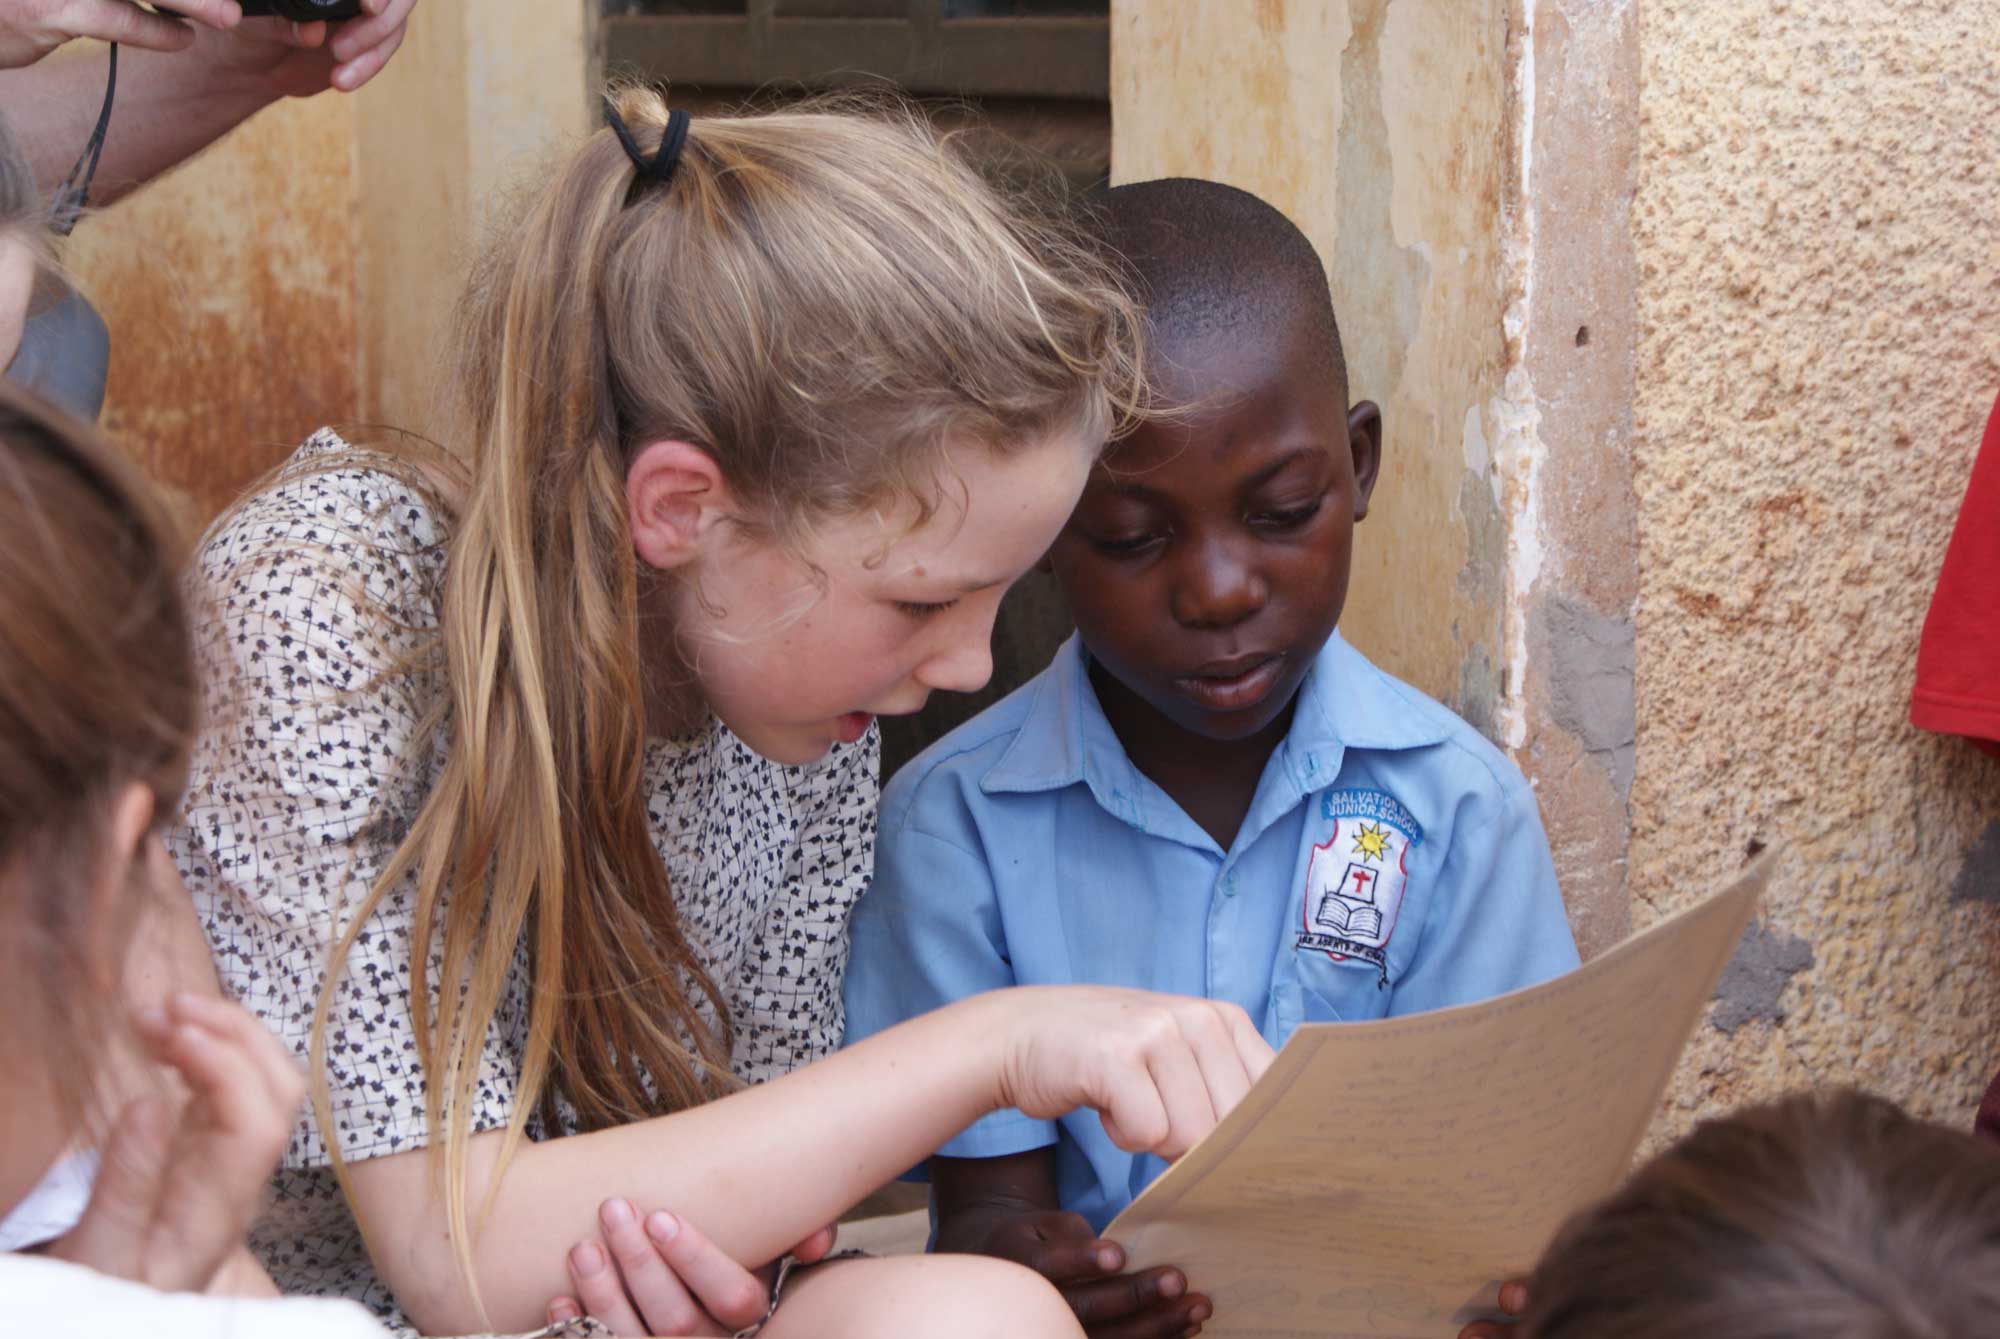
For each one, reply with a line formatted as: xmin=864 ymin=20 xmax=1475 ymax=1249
xmin=171 ymin=88 xmax=1271 ymax=1338
xmin=0 ymin=384 xmax=387 ymax=1337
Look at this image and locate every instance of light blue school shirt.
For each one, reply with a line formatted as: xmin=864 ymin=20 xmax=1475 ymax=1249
xmin=842 ymin=632 xmax=1580 ymax=1231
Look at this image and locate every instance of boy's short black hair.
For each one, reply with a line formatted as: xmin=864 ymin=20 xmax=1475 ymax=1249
xmin=1093 ymin=177 xmax=1347 ymax=401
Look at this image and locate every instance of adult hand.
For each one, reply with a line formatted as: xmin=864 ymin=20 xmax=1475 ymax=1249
xmin=1457 ymin=1280 xmax=1530 ymax=1339
xmin=47 ymin=992 xmax=305 ymax=1293
xmin=545 ymin=1198 xmax=838 ymax=1336
xmin=954 ymin=1207 xmax=1210 ymax=1339
xmin=0 ymin=0 xmax=238 ymax=69
xmin=995 ymin=988 xmax=1274 ymax=1159
xmin=193 ymin=0 xmax=413 ymax=99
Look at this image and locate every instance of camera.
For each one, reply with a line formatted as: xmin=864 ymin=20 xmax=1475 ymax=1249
xmin=237 ymin=0 xmax=365 ymax=19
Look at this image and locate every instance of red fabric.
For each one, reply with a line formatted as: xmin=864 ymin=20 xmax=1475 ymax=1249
xmin=1912 ymin=392 xmax=2000 ymax=757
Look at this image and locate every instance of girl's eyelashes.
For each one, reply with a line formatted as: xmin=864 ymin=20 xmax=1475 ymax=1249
xmin=893 ymin=597 xmax=960 ymax=618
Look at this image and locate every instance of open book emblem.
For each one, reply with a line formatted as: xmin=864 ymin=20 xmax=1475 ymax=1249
xmin=1299 ymin=789 xmax=1421 ymax=974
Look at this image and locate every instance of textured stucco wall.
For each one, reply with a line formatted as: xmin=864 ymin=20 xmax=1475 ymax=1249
xmin=1111 ymin=0 xmax=1513 ymax=735
xmin=1634 ymin=0 xmax=2000 ymax=1132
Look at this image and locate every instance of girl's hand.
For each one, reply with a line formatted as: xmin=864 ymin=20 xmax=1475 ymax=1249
xmin=49 ymin=992 xmax=304 ymax=1293
xmin=1458 ymin=1279 xmax=1530 ymax=1339
xmin=544 ymin=1199 xmax=837 ymax=1336
xmin=994 ymin=988 xmax=1275 ymax=1158
xmin=0 ymin=0 xmax=239 ymax=69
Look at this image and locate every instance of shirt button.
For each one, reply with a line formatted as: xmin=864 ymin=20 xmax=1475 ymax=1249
xmin=1222 ymin=872 xmax=1238 ymax=897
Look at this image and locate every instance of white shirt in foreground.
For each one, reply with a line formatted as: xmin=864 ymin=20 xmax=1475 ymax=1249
xmin=1 ymin=1252 xmax=390 ymax=1338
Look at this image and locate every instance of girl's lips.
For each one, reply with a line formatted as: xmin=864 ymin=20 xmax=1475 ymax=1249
xmin=834 ymin=711 xmax=875 ymax=744
xmin=1176 ymin=655 xmax=1285 ymax=713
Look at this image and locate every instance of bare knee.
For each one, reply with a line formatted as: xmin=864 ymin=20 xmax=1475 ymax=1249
xmin=768 ymin=1254 xmax=1082 ymax=1339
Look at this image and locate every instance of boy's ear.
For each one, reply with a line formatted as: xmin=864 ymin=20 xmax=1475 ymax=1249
xmin=627 ymin=440 xmax=736 ymax=571
xmin=1346 ymin=401 xmax=1384 ymax=522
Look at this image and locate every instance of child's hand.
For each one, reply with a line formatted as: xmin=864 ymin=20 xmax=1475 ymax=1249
xmin=544 ymin=1198 xmax=837 ymax=1336
xmin=50 ymin=992 xmax=304 ymax=1293
xmin=992 ymin=988 xmax=1274 ymax=1158
xmin=1457 ymin=1279 xmax=1530 ymax=1339
xmin=950 ymin=1207 xmax=1211 ymax=1339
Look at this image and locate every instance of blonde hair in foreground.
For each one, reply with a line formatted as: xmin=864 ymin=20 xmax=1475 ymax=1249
xmin=307 ymin=86 xmax=1145 ymax=1308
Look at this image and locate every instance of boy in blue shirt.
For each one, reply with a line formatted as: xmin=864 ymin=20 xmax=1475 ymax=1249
xmin=843 ymin=178 xmax=1578 ymax=1339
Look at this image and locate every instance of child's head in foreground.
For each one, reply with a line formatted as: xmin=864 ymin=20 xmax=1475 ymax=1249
xmin=1050 ymin=178 xmax=1381 ymax=747
xmin=0 ymin=384 xmax=195 ymax=1216
xmin=1523 ymin=1088 xmax=2000 ymax=1339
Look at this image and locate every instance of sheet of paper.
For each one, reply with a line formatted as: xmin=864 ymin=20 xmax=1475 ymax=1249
xmin=1106 ymin=851 xmax=1774 ymax=1339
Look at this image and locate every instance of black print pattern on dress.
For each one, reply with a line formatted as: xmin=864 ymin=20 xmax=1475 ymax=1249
xmin=167 ymin=432 xmax=880 ymax=1333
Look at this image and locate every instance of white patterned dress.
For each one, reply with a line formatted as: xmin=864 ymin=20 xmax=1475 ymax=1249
xmin=167 ymin=433 xmax=880 ymax=1331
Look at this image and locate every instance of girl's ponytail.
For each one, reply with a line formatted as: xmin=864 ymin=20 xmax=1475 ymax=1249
xmin=313 ymin=101 xmax=734 ymax=1294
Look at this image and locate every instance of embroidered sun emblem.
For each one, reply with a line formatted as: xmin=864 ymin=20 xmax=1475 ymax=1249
xmin=1351 ymin=821 xmax=1392 ymax=863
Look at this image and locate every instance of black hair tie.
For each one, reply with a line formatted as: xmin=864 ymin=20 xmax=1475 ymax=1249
xmin=605 ymin=99 xmax=691 ymax=186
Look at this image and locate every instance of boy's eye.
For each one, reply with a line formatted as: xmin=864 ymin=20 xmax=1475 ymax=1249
xmin=894 ymin=598 xmax=960 ymax=619
xmin=1254 ymin=497 xmax=1325 ymax=529
xmin=1088 ymin=531 xmax=1164 ymax=556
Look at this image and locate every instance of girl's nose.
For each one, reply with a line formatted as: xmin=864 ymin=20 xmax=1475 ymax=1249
xmin=1171 ymin=537 xmax=1268 ymax=630
xmin=915 ymin=610 xmax=997 ymax=695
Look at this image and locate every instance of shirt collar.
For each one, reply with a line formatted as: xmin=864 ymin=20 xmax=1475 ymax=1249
xmin=983 ymin=631 xmax=1451 ymax=810
xmin=1279 ymin=630 xmax=1452 ymax=791
xmin=982 ymin=636 xmax=1149 ymax=825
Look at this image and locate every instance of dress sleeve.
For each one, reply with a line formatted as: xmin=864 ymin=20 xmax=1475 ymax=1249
xmin=1388 ymin=769 xmax=1582 ymax=1016
xmin=167 ymin=449 xmax=527 ymax=1168
xmin=728 ymin=728 xmax=882 ymax=1083
xmin=841 ymin=772 xmax=1058 ymax=1163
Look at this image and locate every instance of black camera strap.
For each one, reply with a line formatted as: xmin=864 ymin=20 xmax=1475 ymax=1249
xmin=50 ymin=42 xmax=118 ymax=237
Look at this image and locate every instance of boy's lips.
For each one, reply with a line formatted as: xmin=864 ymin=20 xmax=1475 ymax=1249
xmin=1175 ymin=653 xmax=1286 ymax=712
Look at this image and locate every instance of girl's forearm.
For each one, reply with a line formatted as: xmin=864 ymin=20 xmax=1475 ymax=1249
xmin=359 ymin=993 xmax=1013 ymax=1335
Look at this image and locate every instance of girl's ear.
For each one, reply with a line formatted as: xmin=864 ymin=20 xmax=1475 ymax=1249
xmin=88 ymin=782 xmax=156 ymax=986
xmin=106 ymin=783 xmax=155 ymax=880
xmin=627 ymin=440 xmax=735 ymax=571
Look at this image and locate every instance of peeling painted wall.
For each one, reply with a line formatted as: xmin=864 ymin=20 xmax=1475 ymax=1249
xmin=1501 ymin=0 xmax=1640 ymax=957
xmin=1111 ymin=0 xmax=1512 ymax=731
xmin=356 ymin=0 xmax=590 ymax=436
xmin=65 ymin=95 xmax=360 ymax=516
xmin=56 ymin=0 xmax=588 ymax=518
xmin=1633 ymin=0 xmax=2000 ymax=1132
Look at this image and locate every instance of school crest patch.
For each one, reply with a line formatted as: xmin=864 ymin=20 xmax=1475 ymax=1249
xmin=1299 ymin=788 xmax=1422 ymax=982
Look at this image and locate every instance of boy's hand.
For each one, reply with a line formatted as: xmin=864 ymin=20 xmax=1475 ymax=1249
xmin=1457 ymin=1279 xmax=1530 ymax=1339
xmin=943 ymin=1207 xmax=1211 ymax=1339
xmin=544 ymin=1198 xmax=836 ymax=1336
